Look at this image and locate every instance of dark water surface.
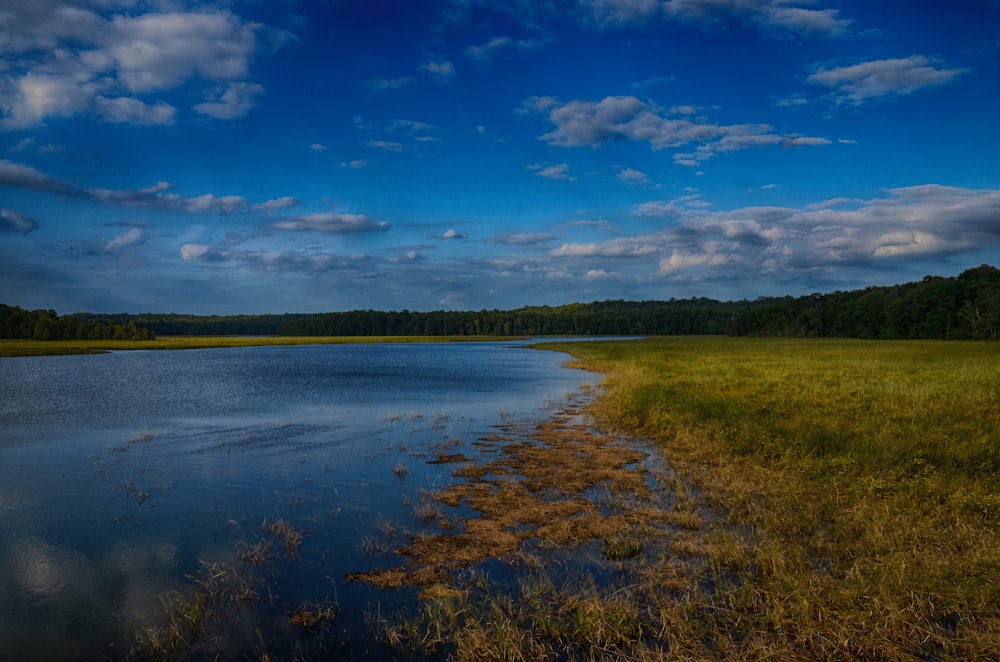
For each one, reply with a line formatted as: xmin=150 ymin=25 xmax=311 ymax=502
xmin=0 ymin=342 xmax=595 ymax=660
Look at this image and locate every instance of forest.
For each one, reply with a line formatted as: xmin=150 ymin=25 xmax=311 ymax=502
xmin=0 ymin=305 xmax=155 ymax=341
xmin=5 ymin=264 xmax=999 ymax=341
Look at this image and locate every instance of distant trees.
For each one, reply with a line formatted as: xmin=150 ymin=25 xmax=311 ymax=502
xmin=0 ymin=305 xmax=155 ymax=341
xmin=729 ymin=265 xmax=1000 ymax=340
xmin=15 ymin=264 xmax=998 ymax=342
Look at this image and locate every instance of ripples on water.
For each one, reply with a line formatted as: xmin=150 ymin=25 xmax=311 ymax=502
xmin=0 ymin=342 xmax=593 ymax=659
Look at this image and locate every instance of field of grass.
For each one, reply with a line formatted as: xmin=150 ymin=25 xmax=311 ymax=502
xmin=0 ymin=335 xmax=517 ymax=357
xmin=527 ymin=336 xmax=1000 ymax=658
xmin=384 ymin=336 xmax=1000 ymax=659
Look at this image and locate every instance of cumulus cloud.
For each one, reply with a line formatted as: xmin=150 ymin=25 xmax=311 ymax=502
xmin=441 ymin=228 xmax=468 ymax=239
xmin=532 ymin=95 xmax=829 ymax=165
xmin=1 ymin=208 xmax=39 ymax=233
xmin=550 ymin=237 xmax=659 ymax=257
xmin=615 ymin=166 xmax=650 ymax=184
xmin=552 ymin=185 xmax=1000 ymax=284
xmin=584 ymin=268 xmax=623 ymax=279
xmin=807 ymin=56 xmax=967 ymax=103
xmin=0 ymin=5 xmax=281 ymax=128
xmin=270 ymin=212 xmax=389 ymax=233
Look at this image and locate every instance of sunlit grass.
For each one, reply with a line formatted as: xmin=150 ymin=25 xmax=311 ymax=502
xmin=530 ymin=336 xmax=1000 ymax=658
xmin=0 ymin=334 xmax=520 ymax=357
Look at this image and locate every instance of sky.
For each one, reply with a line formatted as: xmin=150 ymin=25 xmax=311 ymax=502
xmin=1 ymin=0 xmax=999 ymax=315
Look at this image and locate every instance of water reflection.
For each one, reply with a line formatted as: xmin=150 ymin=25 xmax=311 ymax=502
xmin=0 ymin=342 xmax=593 ymax=659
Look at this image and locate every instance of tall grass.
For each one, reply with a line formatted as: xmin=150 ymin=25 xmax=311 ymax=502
xmin=527 ymin=336 xmax=1000 ymax=658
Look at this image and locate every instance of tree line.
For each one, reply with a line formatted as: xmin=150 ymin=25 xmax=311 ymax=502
xmin=0 ymin=305 xmax=155 ymax=341
xmin=7 ymin=264 xmax=998 ymax=341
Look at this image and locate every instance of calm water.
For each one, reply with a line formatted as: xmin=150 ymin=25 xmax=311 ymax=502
xmin=0 ymin=342 xmax=595 ymax=660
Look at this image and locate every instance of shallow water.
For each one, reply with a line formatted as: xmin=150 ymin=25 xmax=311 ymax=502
xmin=0 ymin=341 xmax=595 ymax=659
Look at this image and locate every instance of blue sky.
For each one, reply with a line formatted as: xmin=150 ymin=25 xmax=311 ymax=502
xmin=2 ymin=0 xmax=999 ymax=314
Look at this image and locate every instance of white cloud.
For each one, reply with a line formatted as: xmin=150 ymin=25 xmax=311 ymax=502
xmin=807 ymin=56 xmax=967 ymax=103
xmin=530 ymin=163 xmax=576 ymax=181
xmin=309 ymin=143 xmax=327 ymax=152
xmin=662 ymin=0 xmax=851 ymax=35
xmin=193 ymin=82 xmax=265 ymax=120
xmin=441 ymin=228 xmax=468 ymax=239
xmin=550 ymin=238 xmax=659 ymax=257
xmin=0 ymin=159 xmax=255 ymax=213
xmin=465 ymin=36 xmax=545 ymax=61
xmin=270 ymin=212 xmax=389 ymax=233
xmin=584 ymin=269 xmax=623 ymax=280
xmin=105 ymin=227 xmax=143 ymax=252
xmin=180 ymin=244 xmax=214 ymax=261
xmin=659 ymin=250 xmax=728 ymax=274
xmin=0 ymin=7 xmax=279 ymax=128
xmin=366 ymin=140 xmax=404 ymax=152
xmin=616 ymin=166 xmax=649 ymax=184
xmin=420 ymin=58 xmax=457 ymax=84
xmin=534 ymin=95 xmax=829 ymax=165
xmin=0 ymin=207 xmax=39 ymax=233
xmin=8 ymin=138 xmax=35 ymax=153
xmin=577 ymin=0 xmax=661 ymax=29
xmin=94 ymin=96 xmax=176 ymax=124
xmin=251 ymin=197 xmax=300 ymax=213
xmin=107 ymin=12 xmax=259 ymax=93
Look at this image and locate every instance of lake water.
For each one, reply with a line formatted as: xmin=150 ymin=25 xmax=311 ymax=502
xmin=0 ymin=341 xmax=596 ymax=660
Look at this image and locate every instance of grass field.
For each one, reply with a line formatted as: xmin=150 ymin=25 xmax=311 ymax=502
xmin=0 ymin=335 xmax=517 ymax=357
xmin=379 ymin=336 xmax=1000 ymax=659
xmin=529 ymin=336 xmax=1000 ymax=658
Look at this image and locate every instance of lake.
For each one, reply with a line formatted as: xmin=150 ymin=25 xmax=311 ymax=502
xmin=0 ymin=341 xmax=597 ymax=660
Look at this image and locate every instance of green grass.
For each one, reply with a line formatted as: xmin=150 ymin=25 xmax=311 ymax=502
xmin=0 ymin=334 xmax=520 ymax=357
xmin=373 ymin=337 xmax=1000 ymax=659
xmin=530 ymin=336 xmax=1000 ymax=658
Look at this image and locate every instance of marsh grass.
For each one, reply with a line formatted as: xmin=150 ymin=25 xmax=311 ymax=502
xmin=535 ymin=336 xmax=1000 ymax=658
xmin=132 ymin=519 xmax=310 ymax=660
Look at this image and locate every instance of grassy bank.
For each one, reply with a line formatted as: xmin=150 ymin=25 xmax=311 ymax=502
xmin=0 ymin=335 xmax=519 ymax=357
xmin=525 ymin=336 xmax=1000 ymax=658
xmin=378 ymin=337 xmax=999 ymax=659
